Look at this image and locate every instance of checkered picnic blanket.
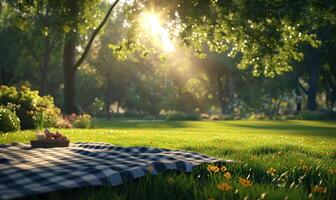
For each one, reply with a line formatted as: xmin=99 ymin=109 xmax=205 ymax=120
xmin=0 ymin=142 xmax=219 ymax=200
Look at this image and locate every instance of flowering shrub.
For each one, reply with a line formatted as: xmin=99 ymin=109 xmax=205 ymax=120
xmin=0 ymin=85 xmax=60 ymax=129
xmin=209 ymin=114 xmax=222 ymax=120
xmin=200 ymin=113 xmax=210 ymax=119
xmin=55 ymin=117 xmax=73 ymax=129
xmin=163 ymin=110 xmax=200 ymax=121
xmin=55 ymin=113 xmax=92 ymax=129
xmin=73 ymin=114 xmax=92 ymax=128
xmin=0 ymin=106 xmax=20 ymax=132
xmin=65 ymin=113 xmax=77 ymax=125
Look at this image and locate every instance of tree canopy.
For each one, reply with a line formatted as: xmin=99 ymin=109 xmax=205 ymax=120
xmin=1 ymin=0 xmax=335 ymax=116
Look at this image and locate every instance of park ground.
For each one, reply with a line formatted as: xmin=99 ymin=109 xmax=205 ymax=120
xmin=1 ymin=119 xmax=336 ymax=200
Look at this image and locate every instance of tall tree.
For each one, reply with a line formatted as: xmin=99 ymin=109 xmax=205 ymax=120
xmin=53 ymin=0 xmax=120 ymax=114
xmin=161 ymin=0 xmax=335 ymax=110
xmin=2 ymin=0 xmax=64 ymax=96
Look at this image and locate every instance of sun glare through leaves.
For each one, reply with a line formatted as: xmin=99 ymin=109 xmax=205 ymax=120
xmin=140 ymin=12 xmax=176 ymax=53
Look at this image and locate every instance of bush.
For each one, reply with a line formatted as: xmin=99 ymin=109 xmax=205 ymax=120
xmin=123 ymin=110 xmax=142 ymax=118
xmin=248 ymin=113 xmax=268 ymax=120
xmin=0 ymin=85 xmax=61 ymax=129
xmin=143 ymin=115 xmax=156 ymax=120
xmin=54 ymin=113 xmax=92 ymax=129
xmin=0 ymin=106 xmax=20 ymax=132
xmin=55 ymin=117 xmax=73 ymax=129
xmin=297 ymin=110 xmax=336 ymax=120
xmin=88 ymin=97 xmax=105 ymax=116
xmin=209 ymin=114 xmax=233 ymax=120
xmin=200 ymin=113 xmax=210 ymax=119
xmin=164 ymin=111 xmax=200 ymax=121
xmin=73 ymin=114 xmax=92 ymax=128
xmin=209 ymin=114 xmax=221 ymax=120
xmin=112 ymin=113 xmax=124 ymax=118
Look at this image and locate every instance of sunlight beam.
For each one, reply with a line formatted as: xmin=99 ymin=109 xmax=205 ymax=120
xmin=140 ymin=12 xmax=176 ymax=53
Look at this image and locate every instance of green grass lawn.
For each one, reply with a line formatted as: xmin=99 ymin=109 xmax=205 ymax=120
xmin=1 ymin=120 xmax=336 ymax=200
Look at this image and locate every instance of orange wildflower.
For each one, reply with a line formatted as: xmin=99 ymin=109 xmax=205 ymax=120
xmin=312 ymin=185 xmax=327 ymax=194
xmin=220 ymin=166 xmax=228 ymax=172
xmin=207 ymin=165 xmax=220 ymax=173
xmin=239 ymin=178 xmax=253 ymax=187
xmin=217 ymin=183 xmax=233 ymax=191
xmin=329 ymin=168 xmax=336 ymax=174
xmin=224 ymin=172 xmax=232 ymax=179
xmin=266 ymin=167 xmax=276 ymax=175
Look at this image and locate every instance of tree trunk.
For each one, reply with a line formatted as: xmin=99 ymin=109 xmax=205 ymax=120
xmin=216 ymin=74 xmax=230 ymax=115
xmin=296 ymin=96 xmax=302 ymax=114
xmin=39 ymin=7 xmax=50 ymax=96
xmin=0 ymin=67 xmax=5 ymax=84
xmin=275 ymin=100 xmax=281 ymax=115
xmin=307 ymin=62 xmax=318 ymax=111
xmin=40 ymin=36 xmax=50 ymax=96
xmin=63 ymin=32 xmax=79 ymax=114
xmin=105 ymin=78 xmax=112 ymax=119
xmin=61 ymin=0 xmax=119 ymax=114
xmin=325 ymin=93 xmax=331 ymax=110
xmin=64 ymin=69 xmax=79 ymax=114
xmin=295 ymin=78 xmax=302 ymax=114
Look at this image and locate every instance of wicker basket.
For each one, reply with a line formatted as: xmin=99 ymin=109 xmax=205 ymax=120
xmin=30 ymin=140 xmax=69 ymax=148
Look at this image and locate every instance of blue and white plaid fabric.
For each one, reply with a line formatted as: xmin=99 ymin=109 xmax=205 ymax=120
xmin=0 ymin=142 xmax=219 ymax=199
